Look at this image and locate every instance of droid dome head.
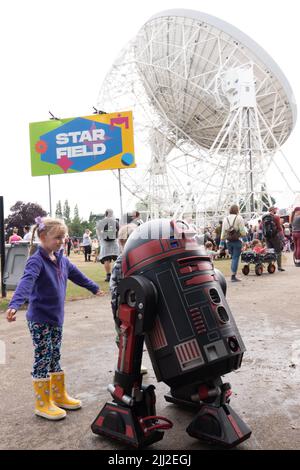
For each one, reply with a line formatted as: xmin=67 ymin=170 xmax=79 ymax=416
xmin=122 ymin=218 xmax=201 ymax=277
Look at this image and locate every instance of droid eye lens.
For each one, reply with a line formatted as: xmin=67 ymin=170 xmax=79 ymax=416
xmin=217 ymin=306 xmax=229 ymax=323
xmin=126 ymin=290 xmax=137 ymax=307
xmin=228 ymin=337 xmax=240 ymax=352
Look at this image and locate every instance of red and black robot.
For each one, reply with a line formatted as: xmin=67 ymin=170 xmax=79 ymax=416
xmin=92 ymin=219 xmax=251 ymax=448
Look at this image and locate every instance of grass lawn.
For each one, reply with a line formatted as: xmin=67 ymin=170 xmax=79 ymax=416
xmin=0 ymin=252 xmax=241 ymax=312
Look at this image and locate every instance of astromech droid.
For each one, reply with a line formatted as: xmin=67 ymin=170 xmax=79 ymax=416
xmin=92 ymin=219 xmax=251 ymax=448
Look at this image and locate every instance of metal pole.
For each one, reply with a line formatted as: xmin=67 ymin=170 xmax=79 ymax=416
xmin=118 ymin=169 xmax=124 ymax=223
xmin=0 ymin=196 xmax=7 ymax=298
xmin=247 ymin=109 xmax=255 ymax=215
xmin=48 ymin=175 xmax=52 ymax=216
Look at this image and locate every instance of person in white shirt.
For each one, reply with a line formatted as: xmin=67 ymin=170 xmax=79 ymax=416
xmin=82 ymin=229 xmax=92 ymax=262
xmin=220 ymin=205 xmax=247 ymax=282
xmin=23 ymin=225 xmax=32 ymax=242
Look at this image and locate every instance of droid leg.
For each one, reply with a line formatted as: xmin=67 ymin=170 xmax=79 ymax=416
xmin=92 ymin=277 xmax=173 ymax=447
xmin=166 ymin=379 xmax=251 ymax=447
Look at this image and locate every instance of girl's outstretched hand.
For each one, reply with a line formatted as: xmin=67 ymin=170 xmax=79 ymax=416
xmin=95 ymin=290 xmax=105 ymax=297
xmin=6 ymin=308 xmax=17 ymax=322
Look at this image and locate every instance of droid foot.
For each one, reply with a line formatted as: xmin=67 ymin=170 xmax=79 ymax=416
xmin=91 ymin=402 xmax=172 ymax=448
xmin=186 ymin=403 xmax=251 ymax=448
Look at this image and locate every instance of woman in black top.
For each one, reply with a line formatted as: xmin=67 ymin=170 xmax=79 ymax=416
xmin=291 ymin=207 xmax=300 ymax=266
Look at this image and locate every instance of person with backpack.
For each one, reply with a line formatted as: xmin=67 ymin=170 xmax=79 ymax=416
xmin=219 ymin=204 xmax=247 ymax=282
xmin=290 ymin=206 xmax=300 ymax=266
xmin=261 ymin=207 xmax=285 ymax=271
xmin=96 ymin=209 xmax=120 ymax=282
xmin=214 ymin=220 xmax=223 ymax=248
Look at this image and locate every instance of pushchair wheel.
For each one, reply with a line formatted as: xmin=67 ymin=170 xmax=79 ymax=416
xmin=293 ymin=253 xmax=300 ymax=267
xmin=255 ymin=264 xmax=263 ymax=276
xmin=267 ymin=263 xmax=276 ymax=274
xmin=242 ymin=265 xmax=250 ymax=275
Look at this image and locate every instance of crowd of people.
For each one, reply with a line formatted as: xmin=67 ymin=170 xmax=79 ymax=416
xmin=198 ymin=205 xmax=300 ymax=281
xmin=5 ymin=206 xmax=300 ymax=281
xmin=4 ymin=210 xmax=144 ymax=282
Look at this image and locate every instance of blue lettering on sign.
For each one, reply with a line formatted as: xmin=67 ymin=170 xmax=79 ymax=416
xmin=39 ymin=118 xmax=123 ymax=171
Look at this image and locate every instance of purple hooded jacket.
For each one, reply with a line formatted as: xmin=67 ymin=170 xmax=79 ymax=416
xmin=8 ymin=246 xmax=99 ymax=326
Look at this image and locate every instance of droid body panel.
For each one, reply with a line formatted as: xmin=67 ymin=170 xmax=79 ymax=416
xmin=92 ymin=219 xmax=251 ymax=447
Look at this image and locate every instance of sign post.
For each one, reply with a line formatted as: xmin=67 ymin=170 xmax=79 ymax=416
xmin=0 ymin=196 xmax=7 ymax=298
xmin=48 ymin=175 xmax=52 ymax=217
xmin=118 ymin=169 xmax=124 ymax=222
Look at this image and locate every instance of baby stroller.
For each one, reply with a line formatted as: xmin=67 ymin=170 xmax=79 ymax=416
xmin=241 ymin=249 xmax=277 ymax=276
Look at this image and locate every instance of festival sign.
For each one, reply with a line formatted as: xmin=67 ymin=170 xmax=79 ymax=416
xmin=29 ymin=111 xmax=135 ymax=176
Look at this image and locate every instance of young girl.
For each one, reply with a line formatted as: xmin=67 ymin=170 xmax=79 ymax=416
xmin=6 ymin=217 xmax=104 ymax=421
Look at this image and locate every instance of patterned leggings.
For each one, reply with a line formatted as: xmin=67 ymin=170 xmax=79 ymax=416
xmin=28 ymin=322 xmax=63 ymax=378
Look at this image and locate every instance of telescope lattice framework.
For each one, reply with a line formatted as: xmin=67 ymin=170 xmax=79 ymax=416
xmin=97 ymin=9 xmax=299 ymax=224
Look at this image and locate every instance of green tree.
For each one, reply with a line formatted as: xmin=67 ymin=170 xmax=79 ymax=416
xmin=5 ymin=201 xmax=47 ymax=234
xmin=63 ymin=200 xmax=71 ymax=225
xmin=74 ymin=204 xmax=80 ymax=219
xmin=69 ymin=204 xmax=82 ymax=236
xmin=136 ymin=197 xmax=150 ymax=212
xmin=55 ymin=200 xmax=63 ymax=218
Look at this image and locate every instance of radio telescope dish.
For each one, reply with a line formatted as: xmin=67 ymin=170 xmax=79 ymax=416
xmin=97 ymin=9 xmax=299 ymax=223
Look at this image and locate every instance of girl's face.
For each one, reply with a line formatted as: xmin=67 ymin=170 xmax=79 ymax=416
xmin=40 ymin=229 xmax=66 ymax=253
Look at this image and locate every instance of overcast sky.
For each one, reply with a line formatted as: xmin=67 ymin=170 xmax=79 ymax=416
xmin=1 ymin=0 xmax=299 ymax=219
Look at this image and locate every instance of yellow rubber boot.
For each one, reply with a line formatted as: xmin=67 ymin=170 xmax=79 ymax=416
xmin=50 ymin=371 xmax=81 ymax=410
xmin=33 ymin=378 xmax=66 ymax=420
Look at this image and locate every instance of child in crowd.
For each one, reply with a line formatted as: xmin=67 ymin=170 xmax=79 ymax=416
xmin=251 ymin=239 xmax=266 ymax=254
xmin=110 ymin=223 xmax=147 ymax=374
xmin=9 ymin=227 xmax=22 ymax=243
xmin=204 ymin=241 xmax=217 ymax=259
xmin=92 ymin=238 xmax=100 ymax=262
xmin=6 ymin=217 xmax=104 ymax=421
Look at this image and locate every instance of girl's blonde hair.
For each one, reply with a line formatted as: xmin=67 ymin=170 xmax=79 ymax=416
xmin=205 ymin=241 xmax=213 ymax=249
xmin=29 ymin=217 xmax=67 ymax=255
